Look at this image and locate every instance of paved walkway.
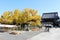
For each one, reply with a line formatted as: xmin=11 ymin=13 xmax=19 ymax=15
xmin=28 ymin=28 xmax=60 ymax=40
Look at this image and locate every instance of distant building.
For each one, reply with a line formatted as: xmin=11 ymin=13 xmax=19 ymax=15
xmin=41 ymin=12 xmax=59 ymax=28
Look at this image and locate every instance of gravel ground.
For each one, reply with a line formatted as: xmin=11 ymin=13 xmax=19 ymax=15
xmin=0 ymin=31 xmax=41 ymax=40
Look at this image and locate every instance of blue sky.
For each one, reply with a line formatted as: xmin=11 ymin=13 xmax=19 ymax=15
xmin=0 ymin=0 xmax=60 ymax=16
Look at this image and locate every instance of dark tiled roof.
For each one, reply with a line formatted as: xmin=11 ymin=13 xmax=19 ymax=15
xmin=42 ymin=12 xmax=59 ymax=19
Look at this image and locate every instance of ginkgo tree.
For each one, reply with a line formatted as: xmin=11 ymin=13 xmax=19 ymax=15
xmin=1 ymin=11 xmax=12 ymax=24
xmin=0 ymin=8 xmax=42 ymax=30
xmin=29 ymin=9 xmax=42 ymax=27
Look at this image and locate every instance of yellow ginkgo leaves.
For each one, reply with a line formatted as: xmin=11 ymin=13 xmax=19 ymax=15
xmin=0 ymin=8 xmax=41 ymax=27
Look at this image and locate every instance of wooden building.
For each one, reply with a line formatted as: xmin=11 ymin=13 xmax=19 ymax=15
xmin=41 ymin=12 xmax=59 ymax=28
